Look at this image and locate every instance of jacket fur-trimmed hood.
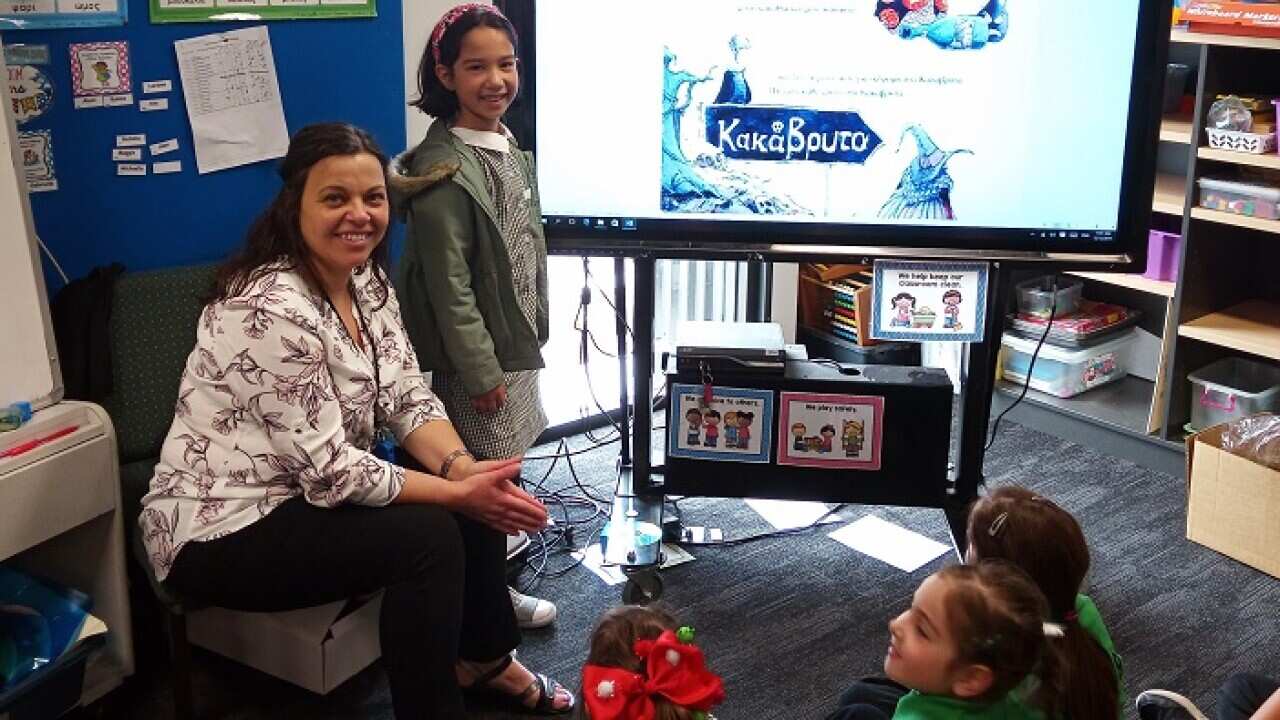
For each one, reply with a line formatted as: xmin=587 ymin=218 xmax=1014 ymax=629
xmin=388 ymin=147 xmax=459 ymax=219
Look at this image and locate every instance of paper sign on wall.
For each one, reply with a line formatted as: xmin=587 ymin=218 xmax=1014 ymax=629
xmin=175 ymin=26 xmax=288 ymax=174
xmin=8 ymin=65 xmax=54 ymax=125
xmin=150 ymin=138 xmax=179 ymax=155
xmin=871 ymin=260 xmax=989 ymax=343
xmin=69 ymin=41 xmax=133 ymax=108
xmin=18 ymin=130 xmax=57 ymax=192
xmin=1 ymin=0 xmax=126 ymax=30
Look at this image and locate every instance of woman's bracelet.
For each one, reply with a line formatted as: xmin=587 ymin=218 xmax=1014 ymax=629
xmin=439 ymin=447 xmax=473 ymax=480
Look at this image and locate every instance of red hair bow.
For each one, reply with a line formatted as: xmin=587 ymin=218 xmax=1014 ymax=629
xmin=582 ymin=630 xmax=725 ymax=720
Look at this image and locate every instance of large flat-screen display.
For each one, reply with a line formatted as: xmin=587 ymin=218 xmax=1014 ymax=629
xmin=500 ymin=0 xmax=1168 ymax=266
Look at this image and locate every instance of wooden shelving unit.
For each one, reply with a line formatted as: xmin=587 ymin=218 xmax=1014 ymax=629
xmin=1160 ymin=114 xmax=1195 ymax=144
xmin=990 ymin=26 xmax=1280 ymax=475
xmin=1197 ymin=147 xmax=1280 ymax=171
xmin=1170 ymin=28 xmax=1280 ymax=50
xmin=1067 ymin=271 xmax=1176 ymax=298
xmin=1155 ymin=30 xmax=1280 ymax=444
xmin=1191 ymin=207 xmax=1280 ymax=234
xmin=995 ymin=376 xmax=1159 ymax=439
xmin=1153 ymin=172 xmax=1188 ymax=215
xmin=1179 ymin=300 xmax=1280 ymax=361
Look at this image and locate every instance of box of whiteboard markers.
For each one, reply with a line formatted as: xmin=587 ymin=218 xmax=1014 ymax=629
xmin=661 ymin=361 xmax=953 ymax=507
xmin=1184 ymin=1 xmax=1280 ymax=38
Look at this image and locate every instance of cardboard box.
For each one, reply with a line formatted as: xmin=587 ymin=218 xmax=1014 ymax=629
xmin=1185 ymin=421 xmax=1280 ymax=578
xmin=186 ymin=593 xmax=383 ymax=694
xmin=1185 ymin=1 xmax=1280 ymax=38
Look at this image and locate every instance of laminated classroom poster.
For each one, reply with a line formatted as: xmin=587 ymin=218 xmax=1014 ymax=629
xmin=871 ymin=260 xmax=988 ymax=343
xmin=68 ymin=41 xmax=133 ymax=108
xmin=777 ymin=392 xmax=883 ymax=471
xmin=668 ymin=384 xmax=774 ymax=463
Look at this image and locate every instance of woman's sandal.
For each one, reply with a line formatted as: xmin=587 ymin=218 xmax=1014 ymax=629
xmin=462 ymin=653 xmax=576 ymax=716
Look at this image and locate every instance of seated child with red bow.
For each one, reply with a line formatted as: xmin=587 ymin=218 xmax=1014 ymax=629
xmin=581 ymin=605 xmax=726 ymax=719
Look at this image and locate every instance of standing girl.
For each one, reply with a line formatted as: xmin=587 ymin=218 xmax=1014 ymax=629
xmin=393 ymin=3 xmax=570 ymax=713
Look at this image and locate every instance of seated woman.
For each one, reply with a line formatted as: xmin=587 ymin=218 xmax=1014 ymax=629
xmin=138 ymin=123 xmax=574 ymax=717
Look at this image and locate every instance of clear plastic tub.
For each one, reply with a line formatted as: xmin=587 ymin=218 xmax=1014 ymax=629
xmin=1188 ymin=357 xmax=1280 ymax=431
xmin=1000 ymin=329 xmax=1135 ymax=398
xmin=1015 ymin=276 xmax=1082 ymax=319
xmin=1198 ymin=178 xmax=1280 ymax=219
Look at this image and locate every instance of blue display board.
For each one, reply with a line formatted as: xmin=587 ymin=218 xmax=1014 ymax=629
xmin=2 ymin=0 xmax=407 ymax=286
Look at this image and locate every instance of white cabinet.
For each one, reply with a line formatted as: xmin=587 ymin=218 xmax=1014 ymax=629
xmin=1 ymin=401 xmax=134 ymax=706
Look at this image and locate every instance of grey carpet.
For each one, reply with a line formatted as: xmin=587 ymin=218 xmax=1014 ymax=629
xmin=93 ymin=420 xmax=1280 ymax=719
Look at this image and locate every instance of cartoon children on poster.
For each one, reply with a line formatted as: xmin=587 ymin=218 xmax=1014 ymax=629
xmin=669 ymin=385 xmax=773 ymax=463
xmin=942 ymin=289 xmax=963 ymax=330
xmin=778 ymin=392 xmax=883 ymax=470
xmin=890 ymin=292 xmax=915 ymax=327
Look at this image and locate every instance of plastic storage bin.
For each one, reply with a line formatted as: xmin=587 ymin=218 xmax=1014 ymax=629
xmin=1000 ymin=329 xmax=1135 ymax=398
xmin=1015 ymin=276 xmax=1082 ymax=319
xmin=1187 ymin=357 xmax=1280 ymax=431
xmin=1006 ymin=300 xmax=1141 ymax=348
xmin=1198 ymin=178 xmax=1280 ymax=220
xmin=1144 ymin=230 xmax=1182 ymax=281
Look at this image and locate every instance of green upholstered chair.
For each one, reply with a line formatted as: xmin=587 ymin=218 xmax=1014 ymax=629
xmin=101 ymin=263 xmax=215 ymax=720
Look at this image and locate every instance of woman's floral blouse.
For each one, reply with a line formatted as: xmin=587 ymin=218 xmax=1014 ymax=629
xmin=140 ymin=261 xmax=447 ymax=580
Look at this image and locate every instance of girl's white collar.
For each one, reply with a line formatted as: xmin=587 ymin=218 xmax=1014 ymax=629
xmin=450 ymin=124 xmax=514 ymax=153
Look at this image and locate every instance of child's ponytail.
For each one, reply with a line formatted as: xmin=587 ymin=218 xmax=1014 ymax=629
xmin=1034 ymin=620 xmax=1120 ymax=720
xmin=966 ymin=486 xmax=1120 ymax=718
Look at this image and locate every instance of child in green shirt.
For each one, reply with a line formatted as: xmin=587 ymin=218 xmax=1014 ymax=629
xmin=966 ymin=486 xmax=1124 ymax=720
xmin=829 ymin=561 xmax=1059 ymax=720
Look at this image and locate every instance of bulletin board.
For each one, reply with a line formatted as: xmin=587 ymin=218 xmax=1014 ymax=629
xmin=2 ymin=0 xmax=406 ymax=286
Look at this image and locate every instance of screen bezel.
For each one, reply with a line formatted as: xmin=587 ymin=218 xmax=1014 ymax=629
xmin=498 ymin=1 xmax=1169 ymax=269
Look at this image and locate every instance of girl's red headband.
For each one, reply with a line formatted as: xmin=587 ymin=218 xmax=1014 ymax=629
xmin=430 ymin=3 xmax=507 ymax=66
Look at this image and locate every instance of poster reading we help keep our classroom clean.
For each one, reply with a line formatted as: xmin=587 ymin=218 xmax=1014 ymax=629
xmin=871 ymin=260 xmax=988 ymax=343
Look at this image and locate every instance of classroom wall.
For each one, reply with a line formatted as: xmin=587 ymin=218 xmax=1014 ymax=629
xmin=402 ymin=0 xmax=473 ymax=147
xmin=3 ymin=0 xmax=407 ymax=287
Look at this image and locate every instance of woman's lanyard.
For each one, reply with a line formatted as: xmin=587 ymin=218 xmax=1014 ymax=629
xmin=324 ymin=284 xmax=398 ymax=459
xmin=323 ymin=287 xmax=382 ymax=404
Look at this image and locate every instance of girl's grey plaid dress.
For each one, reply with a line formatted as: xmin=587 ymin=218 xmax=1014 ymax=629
xmin=432 ymin=130 xmax=547 ymax=460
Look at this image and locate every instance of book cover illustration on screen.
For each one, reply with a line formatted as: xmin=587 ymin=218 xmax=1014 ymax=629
xmin=523 ymin=0 xmax=1161 ymax=261
xmin=660 ymin=1 xmax=1015 ymax=223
